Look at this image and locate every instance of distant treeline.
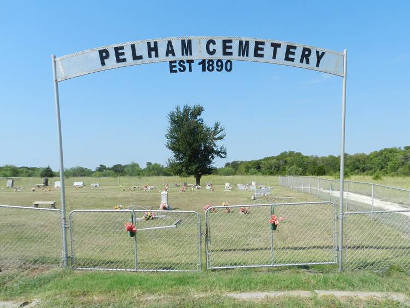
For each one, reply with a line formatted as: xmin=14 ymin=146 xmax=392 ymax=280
xmin=218 ymin=147 xmax=410 ymax=177
xmin=0 ymin=162 xmax=171 ymax=178
xmin=1 ymin=147 xmax=409 ymax=178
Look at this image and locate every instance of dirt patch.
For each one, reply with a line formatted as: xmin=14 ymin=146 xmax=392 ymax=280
xmin=225 ymin=290 xmax=409 ymax=305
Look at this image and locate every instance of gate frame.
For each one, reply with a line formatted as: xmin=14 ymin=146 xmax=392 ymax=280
xmin=68 ymin=209 xmax=202 ymax=272
xmin=205 ymin=201 xmax=337 ymax=270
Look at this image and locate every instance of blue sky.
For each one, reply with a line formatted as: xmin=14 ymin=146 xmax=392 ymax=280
xmin=0 ymin=1 xmax=409 ymax=170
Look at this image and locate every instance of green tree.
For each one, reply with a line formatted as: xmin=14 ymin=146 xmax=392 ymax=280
xmin=166 ymin=105 xmax=226 ymax=185
xmin=40 ymin=166 xmax=54 ymax=178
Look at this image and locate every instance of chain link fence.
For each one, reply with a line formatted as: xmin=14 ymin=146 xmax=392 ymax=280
xmin=0 ymin=205 xmax=62 ymax=271
xmin=280 ymin=176 xmax=410 ymax=272
xmin=1 ymin=181 xmax=409 ymax=273
xmin=205 ymin=202 xmax=336 ymax=269
xmin=344 ymin=210 xmax=410 ymax=271
xmin=69 ymin=209 xmax=201 ymax=272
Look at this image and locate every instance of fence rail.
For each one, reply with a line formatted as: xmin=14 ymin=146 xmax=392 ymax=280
xmin=69 ymin=209 xmax=201 ymax=272
xmin=1 ymin=179 xmax=409 ymax=274
xmin=205 ymin=202 xmax=337 ymax=269
xmin=280 ymin=176 xmax=410 ymax=272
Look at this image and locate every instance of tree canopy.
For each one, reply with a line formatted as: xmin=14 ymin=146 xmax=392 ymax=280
xmin=165 ymin=105 xmax=226 ymax=185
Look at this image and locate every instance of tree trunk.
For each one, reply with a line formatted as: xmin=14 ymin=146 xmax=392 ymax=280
xmin=195 ymin=174 xmax=201 ymax=186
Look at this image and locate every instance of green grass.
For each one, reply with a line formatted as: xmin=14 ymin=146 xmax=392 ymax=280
xmin=0 ymin=267 xmax=409 ymax=307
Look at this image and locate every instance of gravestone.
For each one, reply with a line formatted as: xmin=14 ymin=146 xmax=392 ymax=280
xmin=73 ymin=181 xmax=84 ymax=188
xmin=54 ymin=181 xmax=61 ymax=188
xmin=6 ymin=179 xmax=14 ymax=188
xmin=43 ymin=178 xmax=49 ymax=186
xmin=160 ymin=190 xmax=169 ymax=209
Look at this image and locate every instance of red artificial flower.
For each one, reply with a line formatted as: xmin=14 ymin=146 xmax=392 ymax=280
xmin=124 ymin=222 xmax=135 ymax=232
xmin=269 ymin=215 xmax=279 ymax=225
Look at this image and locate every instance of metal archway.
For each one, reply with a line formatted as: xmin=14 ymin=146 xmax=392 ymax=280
xmin=51 ymin=36 xmax=347 ymax=270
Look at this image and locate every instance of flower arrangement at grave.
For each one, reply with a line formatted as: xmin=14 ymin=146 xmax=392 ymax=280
xmin=143 ymin=211 xmax=155 ymax=221
xmin=269 ymin=215 xmax=285 ymax=230
xmin=222 ymin=201 xmax=231 ymax=213
xmin=160 ymin=202 xmax=168 ymax=210
xmin=114 ymin=205 xmax=123 ymax=210
xmin=124 ymin=222 xmax=137 ymax=237
xmin=239 ymin=207 xmax=249 ymax=215
xmin=203 ymin=204 xmax=216 ymax=213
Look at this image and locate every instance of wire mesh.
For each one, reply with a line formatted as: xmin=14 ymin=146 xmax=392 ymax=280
xmin=69 ymin=209 xmax=201 ymax=272
xmin=344 ymin=210 xmax=410 ymax=272
xmin=205 ymin=202 xmax=336 ymax=269
xmin=280 ymin=176 xmax=410 ymax=272
xmin=133 ymin=210 xmax=201 ymax=271
xmin=69 ymin=210 xmax=135 ymax=271
xmin=0 ymin=205 xmax=62 ymax=271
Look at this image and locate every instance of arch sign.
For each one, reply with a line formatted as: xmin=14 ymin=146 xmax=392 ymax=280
xmin=54 ymin=36 xmax=345 ymax=81
xmin=51 ymin=36 xmax=347 ymax=270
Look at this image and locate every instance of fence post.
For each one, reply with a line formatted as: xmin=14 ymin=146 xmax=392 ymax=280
xmin=371 ymin=184 xmax=375 ymax=218
xmin=330 ymin=184 xmax=332 ymax=202
xmin=318 ymin=178 xmax=320 ymax=197
xmin=346 ymin=181 xmax=349 ymax=211
xmin=270 ymin=205 xmax=275 ymax=265
xmin=132 ymin=211 xmax=138 ymax=271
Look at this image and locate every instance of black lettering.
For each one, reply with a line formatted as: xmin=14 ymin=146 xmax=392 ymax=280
xmin=254 ymin=41 xmax=265 ymax=58
xmin=186 ymin=59 xmax=194 ymax=72
xmin=178 ymin=60 xmax=186 ymax=72
xmin=222 ymin=39 xmax=233 ymax=56
xmin=169 ymin=61 xmax=177 ymax=73
xmin=238 ymin=40 xmax=249 ymax=57
xmin=147 ymin=41 xmax=158 ymax=58
xmin=181 ymin=39 xmax=192 ymax=56
xmin=98 ymin=49 xmax=110 ymax=66
xmin=270 ymin=42 xmax=281 ymax=59
xmin=315 ymin=50 xmax=325 ymax=67
xmin=114 ymin=46 xmax=126 ymax=63
xmin=131 ymin=44 xmax=143 ymax=60
xmin=165 ymin=40 xmax=176 ymax=57
xmin=300 ymin=47 xmax=311 ymax=64
xmin=206 ymin=39 xmax=216 ymax=55
xmin=284 ymin=45 xmax=296 ymax=62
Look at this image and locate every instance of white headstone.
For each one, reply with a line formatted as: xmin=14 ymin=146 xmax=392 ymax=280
xmin=161 ymin=190 xmax=168 ymax=205
xmin=54 ymin=181 xmax=61 ymax=188
xmin=73 ymin=181 xmax=84 ymax=187
xmin=90 ymin=183 xmax=100 ymax=188
xmin=6 ymin=179 xmax=14 ymax=188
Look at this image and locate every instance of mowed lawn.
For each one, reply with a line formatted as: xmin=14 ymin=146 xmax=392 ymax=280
xmin=0 ymin=175 xmax=409 ymax=307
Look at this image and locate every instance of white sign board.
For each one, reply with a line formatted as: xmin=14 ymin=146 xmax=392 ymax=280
xmin=55 ymin=36 xmax=345 ymax=82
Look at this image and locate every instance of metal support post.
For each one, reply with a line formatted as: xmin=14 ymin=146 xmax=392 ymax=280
xmin=51 ymin=55 xmax=68 ymax=268
xmin=338 ymin=49 xmax=347 ymax=272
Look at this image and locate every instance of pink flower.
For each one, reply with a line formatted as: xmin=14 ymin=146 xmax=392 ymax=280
xmin=124 ymin=222 xmax=135 ymax=232
xmin=269 ymin=215 xmax=279 ymax=225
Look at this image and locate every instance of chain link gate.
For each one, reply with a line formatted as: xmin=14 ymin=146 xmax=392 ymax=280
xmin=205 ymin=202 xmax=337 ymax=269
xmin=69 ymin=209 xmax=201 ymax=272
